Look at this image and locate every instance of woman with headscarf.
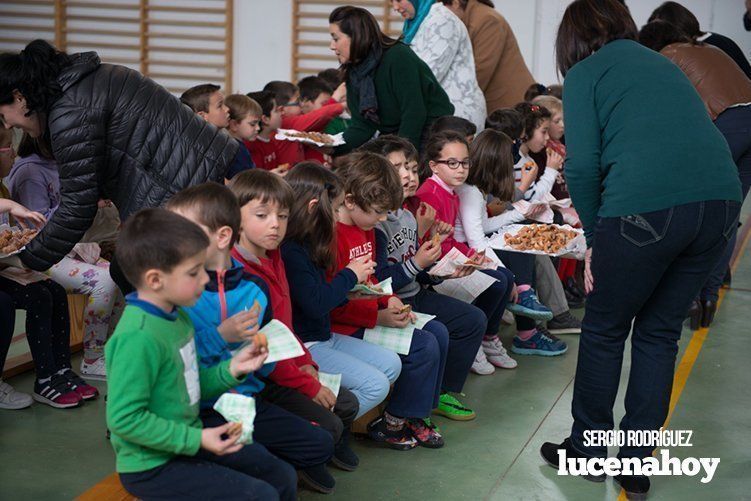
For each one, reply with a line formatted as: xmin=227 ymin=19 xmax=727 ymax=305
xmin=392 ymin=0 xmax=487 ymax=131
xmin=329 ymin=6 xmax=454 ymax=154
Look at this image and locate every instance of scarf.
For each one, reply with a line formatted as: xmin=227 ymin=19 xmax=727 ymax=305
xmin=349 ymin=42 xmax=383 ymax=124
xmin=402 ymin=0 xmax=434 ymax=44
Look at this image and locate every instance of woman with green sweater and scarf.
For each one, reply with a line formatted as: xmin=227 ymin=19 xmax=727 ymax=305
xmin=328 ymin=6 xmax=454 ymax=154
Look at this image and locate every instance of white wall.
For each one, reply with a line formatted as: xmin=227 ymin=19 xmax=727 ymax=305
xmin=234 ymin=0 xmax=751 ymax=92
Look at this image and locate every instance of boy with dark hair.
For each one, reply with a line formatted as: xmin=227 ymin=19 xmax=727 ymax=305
xmin=165 ymin=183 xmax=338 ymax=494
xmin=180 ymin=83 xmax=230 ymax=129
xmin=297 ymin=76 xmax=333 ymax=114
xmin=428 ymin=115 xmax=478 ymax=144
xmin=245 ymin=90 xmax=298 ymax=174
xmin=106 ymin=208 xmax=296 ymax=500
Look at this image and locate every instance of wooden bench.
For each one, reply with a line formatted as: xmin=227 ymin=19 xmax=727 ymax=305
xmin=76 ymin=473 xmax=137 ymax=501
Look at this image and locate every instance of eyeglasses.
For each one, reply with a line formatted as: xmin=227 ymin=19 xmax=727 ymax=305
xmin=434 ymin=158 xmax=470 ymax=170
xmin=284 ymin=101 xmax=300 ymax=107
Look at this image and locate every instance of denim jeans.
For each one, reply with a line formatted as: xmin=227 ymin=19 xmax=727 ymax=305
xmin=570 ymin=200 xmax=740 ymax=459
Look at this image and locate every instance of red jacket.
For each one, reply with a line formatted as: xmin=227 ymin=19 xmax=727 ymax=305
xmin=231 ymin=244 xmax=322 ymax=399
xmin=329 ymin=222 xmax=392 ymax=334
xmin=282 ymin=102 xmax=344 ymax=164
xmin=413 ymin=176 xmax=471 ymax=256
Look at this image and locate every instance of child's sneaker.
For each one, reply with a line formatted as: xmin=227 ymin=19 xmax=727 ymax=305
xmin=433 ymin=393 xmax=476 ymax=421
xmin=61 ymin=369 xmax=99 ymax=400
xmin=298 ymin=464 xmax=336 ymax=494
xmin=33 ymin=375 xmax=82 ymax=409
xmin=0 ymin=379 xmax=33 ymax=410
xmin=512 ymin=329 xmax=568 ymax=356
xmin=331 ymin=432 xmax=359 ymax=472
xmin=546 ymin=311 xmax=582 ymax=334
xmin=482 ymin=336 xmax=518 ymax=369
xmin=470 ymin=346 xmax=495 ymax=375
xmin=507 ymin=288 xmax=554 ymax=321
xmin=80 ymin=357 xmax=107 ymax=381
xmin=367 ymin=415 xmax=418 ymax=451
xmin=406 ymin=417 xmax=444 ymax=448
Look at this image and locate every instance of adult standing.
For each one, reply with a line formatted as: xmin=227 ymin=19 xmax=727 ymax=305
xmin=329 ymin=6 xmax=453 ymax=154
xmin=538 ymin=1 xmax=741 ymax=498
xmin=392 ymin=0 xmax=487 ymax=131
xmin=0 ymin=40 xmax=238 ymax=279
xmin=640 ymin=21 xmax=751 ymax=328
xmin=648 ymin=1 xmax=751 ymax=79
xmin=442 ymin=0 xmax=534 ymax=112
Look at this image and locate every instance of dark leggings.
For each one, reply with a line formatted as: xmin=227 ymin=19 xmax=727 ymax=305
xmin=0 ymin=291 xmax=16 ymax=374
xmin=0 ymin=277 xmax=71 ymax=380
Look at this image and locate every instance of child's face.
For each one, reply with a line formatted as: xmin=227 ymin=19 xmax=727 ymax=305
xmin=386 ymin=151 xmax=418 ymax=199
xmin=301 ymin=92 xmax=332 ymax=115
xmin=329 ymin=23 xmax=351 ymax=64
xmin=0 ymin=132 xmax=15 ymax=178
xmin=343 ymin=197 xmax=388 ymax=231
xmin=264 ymin=102 xmax=284 ymax=132
xmin=201 ymin=91 xmax=230 ymax=129
xmin=158 ymin=250 xmax=210 ymax=307
xmin=281 ymin=91 xmax=302 ymax=118
xmin=231 ymin=113 xmax=261 ymax=141
xmin=429 ymin=142 xmax=470 ymax=187
xmin=239 ymin=199 xmax=289 ymax=253
xmin=526 ymin=119 xmax=551 ymax=153
xmin=549 ymin=112 xmax=564 ymax=141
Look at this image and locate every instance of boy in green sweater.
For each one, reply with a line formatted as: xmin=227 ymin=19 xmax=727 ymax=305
xmin=106 ymin=208 xmax=297 ymax=501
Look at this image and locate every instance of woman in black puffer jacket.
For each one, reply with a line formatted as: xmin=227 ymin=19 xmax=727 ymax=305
xmin=0 ymin=40 xmax=237 ymax=274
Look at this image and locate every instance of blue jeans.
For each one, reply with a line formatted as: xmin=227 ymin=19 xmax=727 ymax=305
xmin=703 ymin=105 xmax=751 ymax=300
xmin=404 ymin=289 xmax=485 ymax=393
xmin=570 ymin=200 xmax=740 ymax=459
xmin=307 ymin=333 xmax=401 ymax=418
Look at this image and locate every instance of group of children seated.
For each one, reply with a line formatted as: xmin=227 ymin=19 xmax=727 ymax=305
xmin=95 ymin=74 xmax=588 ymax=497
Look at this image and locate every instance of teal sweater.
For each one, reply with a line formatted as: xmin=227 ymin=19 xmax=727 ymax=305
xmin=563 ymin=40 xmax=742 ymax=246
xmin=338 ymin=42 xmax=454 ymax=153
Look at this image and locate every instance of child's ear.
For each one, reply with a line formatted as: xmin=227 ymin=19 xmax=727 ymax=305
xmin=262 ymin=114 xmax=272 ymax=126
xmin=343 ymin=194 xmax=357 ymax=210
xmin=216 ymin=225 xmax=234 ymax=250
xmin=143 ymin=269 xmax=164 ymax=291
xmin=197 ymin=111 xmax=209 ymax=122
xmin=428 ymin=160 xmax=438 ymax=174
xmin=307 ymin=198 xmax=319 ymax=213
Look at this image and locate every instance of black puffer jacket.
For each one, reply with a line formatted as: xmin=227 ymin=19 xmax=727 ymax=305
xmin=19 ymin=52 xmax=238 ymax=271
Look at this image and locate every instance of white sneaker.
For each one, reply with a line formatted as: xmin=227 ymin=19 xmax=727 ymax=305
xmin=0 ymin=379 xmax=33 ymax=410
xmin=81 ymin=357 xmax=107 ymax=381
xmin=482 ymin=336 xmax=518 ymax=369
xmin=470 ymin=346 xmax=495 ymax=375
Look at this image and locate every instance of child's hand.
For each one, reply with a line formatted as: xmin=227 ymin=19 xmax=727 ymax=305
xmin=299 ymin=364 xmax=318 ymax=379
xmin=271 ymin=164 xmax=290 ymax=177
xmin=377 ymin=297 xmax=412 ymax=328
xmin=415 ymin=202 xmax=436 ymax=239
xmin=218 ymin=307 xmax=260 ymax=344
xmin=519 ymin=162 xmax=538 ymax=191
xmin=313 ymin=386 xmax=337 ymax=410
xmin=430 ymin=220 xmax=453 ymax=243
xmin=487 ymin=198 xmax=506 ymax=217
xmin=229 ymin=340 xmax=268 ymax=378
xmin=346 ymin=254 xmax=376 ymax=283
xmin=546 ymin=148 xmax=564 ymax=171
xmin=414 ymin=236 xmax=442 ymax=268
xmin=4 ymin=200 xmax=46 ymax=229
xmin=448 ymin=265 xmax=475 ymax=279
xmin=201 ymin=423 xmax=243 ymax=456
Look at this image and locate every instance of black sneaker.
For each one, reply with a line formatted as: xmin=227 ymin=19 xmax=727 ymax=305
xmin=540 ymin=438 xmax=606 ymax=483
xmin=33 ymin=375 xmax=82 ymax=409
xmin=614 ymin=474 xmax=650 ymax=500
xmin=330 ymin=431 xmax=359 ymax=472
xmin=547 ymin=312 xmax=582 ymax=334
xmin=298 ymin=464 xmax=335 ymax=494
xmin=367 ymin=415 xmax=417 ymax=451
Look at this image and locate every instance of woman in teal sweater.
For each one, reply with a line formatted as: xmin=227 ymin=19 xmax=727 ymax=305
xmin=539 ymin=1 xmax=742 ymax=497
xmin=328 ymin=6 xmax=454 ymax=154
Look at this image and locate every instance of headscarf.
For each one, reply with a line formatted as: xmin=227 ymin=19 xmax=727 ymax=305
xmin=401 ymin=0 xmax=434 ymax=45
xmin=349 ymin=42 xmax=383 ymax=124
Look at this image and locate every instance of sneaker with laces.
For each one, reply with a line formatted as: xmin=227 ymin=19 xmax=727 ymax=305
xmin=470 ymin=346 xmax=495 ymax=375
xmin=62 ymin=369 xmax=99 ymax=400
xmin=80 ymin=357 xmax=107 ymax=381
xmin=33 ymin=375 xmax=82 ymax=409
xmin=546 ymin=311 xmax=582 ymax=334
xmin=512 ymin=329 xmax=568 ymax=356
xmin=406 ymin=417 xmax=444 ymax=448
xmin=0 ymin=379 xmax=33 ymax=410
xmin=482 ymin=336 xmax=518 ymax=369
xmin=506 ymin=288 xmax=554 ymax=321
xmin=433 ymin=393 xmax=476 ymax=421
xmin=367 ymin=415 xmax=418 ymax=451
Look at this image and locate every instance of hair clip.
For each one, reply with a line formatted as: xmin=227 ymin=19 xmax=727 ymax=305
xmin=529 ymin=105 xmax=540 ymax=112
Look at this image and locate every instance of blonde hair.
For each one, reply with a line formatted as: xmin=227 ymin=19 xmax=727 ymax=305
xmin=225 ymin=94 xmax=262 ymax=121
xmin=531 ymin=95 xmax=563 ymax=115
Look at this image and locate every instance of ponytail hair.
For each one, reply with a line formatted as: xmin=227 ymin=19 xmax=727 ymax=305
xmin=285 ymin=162 xmax=343 ymax=272
xmin=0 ymin=40 xmax=71 ymax=116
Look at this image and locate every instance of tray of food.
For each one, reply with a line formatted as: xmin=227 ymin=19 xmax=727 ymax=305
xmin=489 ymin=223 xmax=585 ymax=259
xmin=0 ymin=226 xmax=38 ymax=258
xmin=275 ymin=129 xmax=345 ymax=147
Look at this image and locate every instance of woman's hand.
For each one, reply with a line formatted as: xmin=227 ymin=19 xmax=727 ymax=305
xmin=584 ymin=247 xmax=594 ymax=294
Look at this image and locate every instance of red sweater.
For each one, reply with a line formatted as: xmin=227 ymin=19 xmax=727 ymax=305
xmin=245 ymin=136 xmax=305 ymax=171
xmin=413 ymin=176 xmax=471 ymax=256
xmin=282 ymin=102 xmax=345 ymax=164
xmin=329 ymin=222 xmax=392 ymax=335
xmin=231 ymin=245 xmax=322 ymax=399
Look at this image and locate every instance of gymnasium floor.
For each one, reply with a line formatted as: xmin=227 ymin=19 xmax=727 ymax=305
xmin=1 ymin=202 xmax=749 ymax=501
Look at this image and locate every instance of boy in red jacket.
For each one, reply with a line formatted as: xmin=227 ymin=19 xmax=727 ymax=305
xmin=229 ymin=169 xmax=360 ymax=471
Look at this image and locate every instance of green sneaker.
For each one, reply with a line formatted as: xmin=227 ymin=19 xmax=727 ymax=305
xmin=433 ymin=393 xmax=477 ymax=421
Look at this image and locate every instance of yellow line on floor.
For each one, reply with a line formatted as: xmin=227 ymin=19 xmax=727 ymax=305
xmin=617 ymin=220 xmax=751 ymax=500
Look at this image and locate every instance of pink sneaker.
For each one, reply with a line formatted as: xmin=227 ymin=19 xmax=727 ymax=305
xmin=33 ymin=375 xmax=82 ymax=409
xmin=62 ymin=370 xmax=100 ymax=400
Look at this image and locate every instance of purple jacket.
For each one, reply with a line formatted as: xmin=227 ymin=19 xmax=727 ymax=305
xmin=6 ymin=154 xmax=61 ymax=219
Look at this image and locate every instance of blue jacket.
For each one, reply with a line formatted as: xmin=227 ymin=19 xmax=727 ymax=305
xmin=185 ymin=258 xmax=274 ymax=405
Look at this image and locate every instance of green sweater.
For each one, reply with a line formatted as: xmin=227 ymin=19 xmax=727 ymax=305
xmin=563 ymin=40 xmax=742 ymax=246
xmin=338 ymin=42 xmax=454 ymax=153
xmin=105 ymin=304 xmax=244 ymax=473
